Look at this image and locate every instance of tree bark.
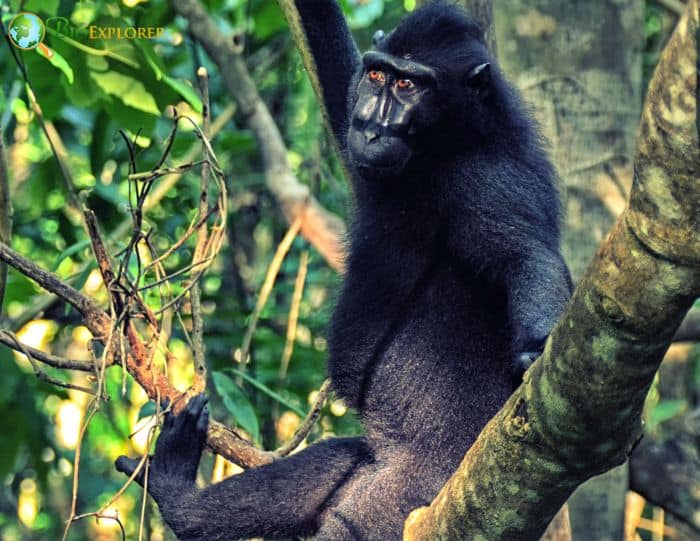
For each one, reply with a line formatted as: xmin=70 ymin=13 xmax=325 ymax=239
xmin=494 ymin=1 xmax=645 ymax=538
xmin=0 ymin=130 xmax=11 ymax=312
xmin=403 ymin=1 xmax=699 ymax=537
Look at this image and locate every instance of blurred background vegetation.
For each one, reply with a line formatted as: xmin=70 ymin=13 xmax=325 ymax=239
xmin=0 ymin=0 xmax=697 ymax=540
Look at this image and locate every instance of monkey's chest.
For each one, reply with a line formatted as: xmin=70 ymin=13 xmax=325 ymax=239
xmin=344 ymin=264 xmax=513 ymax=455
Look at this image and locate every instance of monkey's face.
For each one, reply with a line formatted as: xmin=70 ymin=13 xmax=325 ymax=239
xmin=348 ymin=51 xmax=437 ymax=180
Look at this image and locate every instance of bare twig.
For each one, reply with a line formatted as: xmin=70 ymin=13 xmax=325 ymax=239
xmin=274 ymin=378 xmax=331 ymax=458
xmin=239 ymin=216 xmax=302 ymax=369
xmin=279 ymin=250 xmax=309 ymax=380
xmin=0 ymin=330 xmax=95 ymax=371
xmin=171 ymin=0 xmax=347 ymax=271
xmin=25 ymin=86 xmax=80 ymax=211
xmin=62 ymin=403 xmax=100 ymax=541
xmin=0 ymin=121 xmax=11 ymax=313
xmin=189 ymin=66 xmax=212 ymax=392
xmin=0 ymin=240 xmax=111 ymax=336
xmin=7 ymin=105 xmax=235 ymax=331
xmin=2 ymin=330 xmax=95 ymax=394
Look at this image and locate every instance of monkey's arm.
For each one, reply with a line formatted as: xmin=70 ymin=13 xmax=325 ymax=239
xmin=451 ymin=227 xmax=572 ymax=379
xmin=502 ymin=246 xmax=572 ymax=360
xmin=115 ymin=395 xmax=370 ymax=540
xmin=287 ymin=0 xmax=361 ymax=145
xmin=445 ymin=165 xmax=572 ymax=380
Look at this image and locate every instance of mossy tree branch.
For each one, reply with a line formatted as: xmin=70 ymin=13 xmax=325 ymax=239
xmin=403 ymin=1 xmax=699 ymax=538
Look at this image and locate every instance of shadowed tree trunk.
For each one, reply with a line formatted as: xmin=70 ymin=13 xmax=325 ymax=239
xmin=493 ymin=1 xmax=644 ymax=539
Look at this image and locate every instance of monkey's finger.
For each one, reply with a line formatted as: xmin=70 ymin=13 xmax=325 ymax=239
xmin=115 ymin=456 xmax=146 ymax=485
xmin=196 ymin=405 xmax=209 ymax=434
xmin=161 ymin=398 xmax=175 ymax=429
xmin=183 ymin=393 xmax=208 ymax=424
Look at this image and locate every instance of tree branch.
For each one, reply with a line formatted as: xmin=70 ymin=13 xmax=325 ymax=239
xmin=0 ymin=126 xmax=11 ymax=313
xmin=0 ymin=329 xmax=95 ymax=371
xmin=630 ymin=434 xmax=700 ymax=533
xmin=0 ymin=236 xmax=271 ymax=467
xmin=404 ymin=1 xmax=700 ymax=538
xmin=171 ymin=0 xmax=347 ymax=272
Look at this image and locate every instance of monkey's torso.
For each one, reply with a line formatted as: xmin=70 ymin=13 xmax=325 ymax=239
xmin=323 ymin=172 xmax=514 ymax=539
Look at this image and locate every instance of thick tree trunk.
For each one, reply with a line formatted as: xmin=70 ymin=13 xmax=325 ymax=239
xmin=493 ymin=2 xmax=644 ymax=539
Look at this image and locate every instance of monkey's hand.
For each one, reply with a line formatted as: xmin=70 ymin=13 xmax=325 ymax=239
xmin=511 ymin=335 xmax=547 ymax=387
xmin=115 ymin=394 xmax=209 ymax=501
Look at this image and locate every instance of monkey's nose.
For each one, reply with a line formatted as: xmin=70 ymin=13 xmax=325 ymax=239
xmin=363 ymin=129 xmax=380 ymax=144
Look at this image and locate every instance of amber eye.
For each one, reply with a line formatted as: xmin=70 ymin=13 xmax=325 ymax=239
xmin=396 ymin=79 xmax=414 ymax=90
xmin=368 ymin=70 xmax=385 ymax=83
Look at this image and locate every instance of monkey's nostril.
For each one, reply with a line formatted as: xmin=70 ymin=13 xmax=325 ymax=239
xmin=364 ymin=131 xmax=380 ymax=144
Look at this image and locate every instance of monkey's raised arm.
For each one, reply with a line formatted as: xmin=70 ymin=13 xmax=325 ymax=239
xmin=281 ymin=0 xmax=361 ymax=147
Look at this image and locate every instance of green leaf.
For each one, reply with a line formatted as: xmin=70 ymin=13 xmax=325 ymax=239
xmin=226 ymin=367 xmax=306 ymax=417
xmin=346 ymin=0 xmax=384 ymax=29
xmin=212 ymin=371 xmax=260 ymax=442
xmin=648 ymin=399 xmax=687 ymax=430
xmin=253 ymin=2 xmax=287 ymax=39
xmin=137 ymin=401 xmax=157 ymax=420
xmin=35 ymin=45 xmax=74 ymax=84
xmin=51 ymin=239 xmax=90 ymax=271
xmin=90 ymin=71 xmax=160 ymax=116
xmin=135 ymin=42 xmax=203 ymax=113
xmin=25 ymin=0 xmax=59 ymax=14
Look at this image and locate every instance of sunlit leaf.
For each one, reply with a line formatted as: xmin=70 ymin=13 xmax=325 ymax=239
xmin=648 ymin=399 xmax=687 ymax=430
xmin=212 ymin=371 xmax=260 ymax=443
xmin=134 ymin=42 xmax=203 ymax=112
xmin=90 ymin=71 xmax=160 ymax=115
xmin=50 ymin=239 xmax=90 ymax=271
xmin=35 ymin=46 xmax=74 ymax=84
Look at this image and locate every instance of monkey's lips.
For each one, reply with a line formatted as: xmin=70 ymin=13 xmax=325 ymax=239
xmin=347 ymin=129 xmax=412 ymax=177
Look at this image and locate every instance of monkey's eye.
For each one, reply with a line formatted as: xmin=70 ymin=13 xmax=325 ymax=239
xmin=396 ymin=79 xmax=414 ymax=90
xmin=368 ymin=70 xmax=385 ymax=83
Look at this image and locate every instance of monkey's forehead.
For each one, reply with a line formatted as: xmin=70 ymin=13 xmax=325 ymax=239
xmin=362 ymin=51 xmax=437 ymax=81
xmin=375 ymin=3 xmax=488 ymax=70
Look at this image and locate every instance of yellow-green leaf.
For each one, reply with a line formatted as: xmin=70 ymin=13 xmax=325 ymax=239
xmin=35 ymin=45 xmax=74 ymax=84
xmin=90 ymin=71 xmax=160 ymax=116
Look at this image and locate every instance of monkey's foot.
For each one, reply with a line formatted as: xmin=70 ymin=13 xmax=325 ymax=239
xmin=115 ymin=394 xmax=209 ymax=491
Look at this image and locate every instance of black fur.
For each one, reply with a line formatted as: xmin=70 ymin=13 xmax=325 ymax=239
xmin=115 ymin=3 xmax=572 ymax=540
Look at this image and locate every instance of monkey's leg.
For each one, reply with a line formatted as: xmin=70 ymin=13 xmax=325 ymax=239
xmin=116 ymin=395 xmax=371 ymax=541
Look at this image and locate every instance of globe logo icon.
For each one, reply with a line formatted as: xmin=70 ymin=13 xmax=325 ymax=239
xmin=8 ymin=12 xmax=45 ymax=50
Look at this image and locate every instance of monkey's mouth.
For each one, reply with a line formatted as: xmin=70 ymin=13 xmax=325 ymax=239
xmin=347 ymin=129 xmax=412 ymax=178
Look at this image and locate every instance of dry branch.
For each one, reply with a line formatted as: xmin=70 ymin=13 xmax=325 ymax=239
xmin=171 ymin=0 xmax=347 ymax=272
xmin=0 ymin=330 xmax=95 ymax=371
xmin=190 ymin=66 xmax=212 ymax=392
xmin=404 ymin=2 xmax=700 ymax=538
xmin=0 ymin=196 xmax=269 ymax=469
xmin=0 ymin=128 xmax=11 ymax=312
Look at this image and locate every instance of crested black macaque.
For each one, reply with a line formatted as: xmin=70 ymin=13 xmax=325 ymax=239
xmin=115 ymin=2 xmax=573 ymax=539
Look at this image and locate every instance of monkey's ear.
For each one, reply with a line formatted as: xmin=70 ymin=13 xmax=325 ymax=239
xmin=373 ymin=29 xmax=385 ymax=46
xmin=464 ymin=63 xmax=491 ymax=96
